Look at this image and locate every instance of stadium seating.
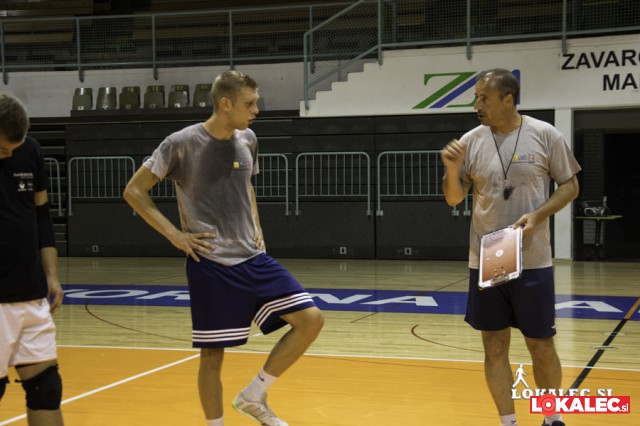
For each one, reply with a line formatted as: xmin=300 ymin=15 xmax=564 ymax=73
xmin=168 ymin=84 xmax=190 ymax=108
xmin=192 ymin=83 xmax=212 ymax=108
xmin=119 ymin=86 xmax=141 ymax=110
xmin=72 ymin=87 xmax=93 ymax=111
xmin=96 ymin=87 xmax=117 ymax=110
xmin=143 ymin=85 xmax=165 ymax=109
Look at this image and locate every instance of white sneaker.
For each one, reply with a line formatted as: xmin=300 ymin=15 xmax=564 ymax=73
xmin=231 ymin=391 xmax=288 ymax=426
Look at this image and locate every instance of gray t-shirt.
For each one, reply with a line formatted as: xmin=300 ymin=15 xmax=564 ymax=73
xmin=144 ymin=123 xmax=262 ymax=266
xmin=459 ymin=115 xmax=581 ymax=269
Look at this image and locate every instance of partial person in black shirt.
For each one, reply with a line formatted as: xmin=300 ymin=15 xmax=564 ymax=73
xmin=0 ymin=93 xmax=64 ymax=425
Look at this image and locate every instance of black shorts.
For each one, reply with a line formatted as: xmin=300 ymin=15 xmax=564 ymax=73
xmin=465 ymin=267 xmax=557 ymax=338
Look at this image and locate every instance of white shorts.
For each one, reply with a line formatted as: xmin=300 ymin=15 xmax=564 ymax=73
xmin=0 ymin=298 xmax=58 ymax=378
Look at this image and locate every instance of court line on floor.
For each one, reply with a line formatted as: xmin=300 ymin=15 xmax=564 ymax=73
xmin=83 ymin=303 xmax=191 ymax=342
xmin=570 ymin=296 xmax=640 ymax=389
xmin=349 ymin=277 xmax=468 ymax=323
xmin=57 ymin=344 xmax=640 ymax=373
xmin=0 ymin=353 xmax=200 ymax=425
xmin=4 ymin=344 xmax=636 ymax=424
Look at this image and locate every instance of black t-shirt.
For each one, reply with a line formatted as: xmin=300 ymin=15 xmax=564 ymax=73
xmin=0 ymin=136 xmax=49 ymax=302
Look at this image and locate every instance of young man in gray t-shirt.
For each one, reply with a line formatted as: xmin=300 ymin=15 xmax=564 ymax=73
xmin=125 ymin=71 xmax=324 ymax=426
xmin=441 ymin=69 xmax=580 ymax=426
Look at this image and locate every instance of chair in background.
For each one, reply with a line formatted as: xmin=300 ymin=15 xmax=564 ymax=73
xmin=168 ymin=84 xmax=190 ymax=108
xmin=72 ymin=87 xmax=93 ymax=111
xmin=192 ymin=83 xmax=212 ymax=108
xmin=119 ymin=86 xmax=140 ymax=110
xmin=143 ymin=85 xmax=165 ymax=109
xmin=96 ymin=87 xmax=117 ymax=110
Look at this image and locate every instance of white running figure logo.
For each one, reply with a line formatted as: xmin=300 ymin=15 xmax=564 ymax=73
xmin=512 ymin=363 xmax=530 ymax=389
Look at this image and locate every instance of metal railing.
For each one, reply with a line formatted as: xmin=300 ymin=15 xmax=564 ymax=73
xmin=141 ymin=153 xmax=290 ymax=215
xmin=149 ymin=177 xmax=177 ymax=199
xmin=376 ymin=150 xmax=470 ymax=217
xmin=1 ymin=1 xmax=636 ymax=89
xmin=295 ymin=151 xmax=371 ymax=216
xmin=453 ymin=195 xmax=472 ymax=218
xmin=376 ymin=150 xmax=441 ymax=215
xmin=0 ymin=2 xmax=353 ymax=83
xmin=63 ymin=151 xmax=472 ymax=219
xmin=142 ymin=156 xmax=177 ymax=199
xmin=303 ymin=0 xmax=640 ymax=108
xmin=252 ymin=153 xmax=290 ymax=216
xmin=44 ymin=157 xmax=63 ymax=216
xmin=303 ymin=0 xmax=382 ymax=108
xmin=67 ymin=156 xmax=136 ymax=216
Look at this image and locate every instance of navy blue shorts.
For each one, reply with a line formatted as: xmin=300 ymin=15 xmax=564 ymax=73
xmin=186 ymin=253 xmax=317 ymax=348
xmin=465 ymin=267 xmax=557 ymax=338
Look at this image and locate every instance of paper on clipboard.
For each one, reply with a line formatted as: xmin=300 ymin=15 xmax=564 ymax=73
xmin=479 ymin=225 xmax=523 ymax=289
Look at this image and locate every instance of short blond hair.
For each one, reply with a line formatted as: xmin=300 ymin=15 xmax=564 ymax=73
xmin=211 ymin=70 xmax=258 ymax=112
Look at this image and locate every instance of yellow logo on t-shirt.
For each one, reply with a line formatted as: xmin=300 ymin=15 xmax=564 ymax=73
xmin=233 ymin=160 xmax=252 ymax=170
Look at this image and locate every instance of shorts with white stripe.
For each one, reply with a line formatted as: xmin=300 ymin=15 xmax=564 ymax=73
xmin=186 ymin=253 xmax=317 ymax=348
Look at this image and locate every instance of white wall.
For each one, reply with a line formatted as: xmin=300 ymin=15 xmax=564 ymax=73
xmin=553 ymin=108 xmax=575 ymax=260
xmin=301 ymin=33 xmax=640 ymax=117
xmin=3 ymin=34 xmax=637 ymax=119
xmin=1 ymin=63 xmax=306 ymax=117
xmin=0 ymin=58 xmax=372 ymax=118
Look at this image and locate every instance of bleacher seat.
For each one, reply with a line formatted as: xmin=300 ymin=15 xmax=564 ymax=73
xmin=119 ymin=86 xmax=141 ymax=110
xmin=168 ymin=84 xmax=190 ymax=108
xmin=96 ymin=87 xmax=117 ymax=110
xmin=72 ymin=87 xmax=92 ymax=111
xmin=143 ymin=85 xmax=165 ymax=109
xmin=192 ymin=83 xmax=212 ymax=108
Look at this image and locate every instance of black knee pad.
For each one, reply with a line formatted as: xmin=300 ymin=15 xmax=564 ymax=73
xmin=0 ymin=376 xmax=8 ymax=400
xmin=20 ymin=365 xmax=62 ymax=410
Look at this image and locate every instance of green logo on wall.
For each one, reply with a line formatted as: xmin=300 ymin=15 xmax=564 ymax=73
xmin=413 ymin=70 xmax=520 ymax=109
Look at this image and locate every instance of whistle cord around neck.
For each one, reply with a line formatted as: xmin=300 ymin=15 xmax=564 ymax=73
xmin=491 ymin=116 xmax=523 ymax=183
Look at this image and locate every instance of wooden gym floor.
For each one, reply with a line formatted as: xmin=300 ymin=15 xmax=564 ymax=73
xmin=1 ymin=257 xmax=639 ymax=425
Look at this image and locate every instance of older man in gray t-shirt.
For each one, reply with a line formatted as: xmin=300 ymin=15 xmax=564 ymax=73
xmin=441 ymin=69 xmax=579 ymax=426
xmin=461 ymin=115 xmax=581 ymax=270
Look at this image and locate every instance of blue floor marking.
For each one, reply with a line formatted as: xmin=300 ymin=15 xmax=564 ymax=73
xmin=62 ymin=284 xmax=640 ymax=321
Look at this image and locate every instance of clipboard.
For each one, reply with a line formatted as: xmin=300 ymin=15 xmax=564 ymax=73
xmin=479 ymin=225 xmax=523 ymax=289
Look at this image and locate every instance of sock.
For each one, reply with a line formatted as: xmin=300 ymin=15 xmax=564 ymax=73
xmin=544 ymin=414 xmax=562 ymax=425
xmin=499 ymin=413 xmax=517 ymax=426
xmin=206 ymin=417 xmax=223 ymax=426
xmin=241 ymin=368 xmax=277 ymax=401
